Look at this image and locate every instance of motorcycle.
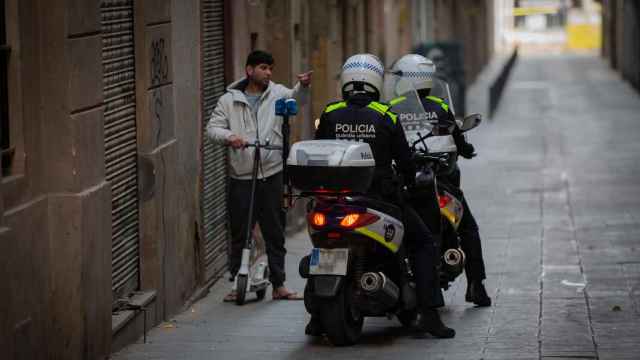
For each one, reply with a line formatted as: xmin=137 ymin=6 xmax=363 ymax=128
xmin=286 ymin=75 xmax=481 ymax=346
xmin=384 ymin=70 xmax=482 ymax=289
xmin=288 ymin=140 xmax=421 ymax=346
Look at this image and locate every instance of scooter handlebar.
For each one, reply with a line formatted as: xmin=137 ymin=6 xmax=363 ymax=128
xmin=243 ymin=141 xmax=283 ymax=151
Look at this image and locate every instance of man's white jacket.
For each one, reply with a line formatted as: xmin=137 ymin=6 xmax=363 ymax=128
xmin=206 ymin=78 xmax=308 ymax=180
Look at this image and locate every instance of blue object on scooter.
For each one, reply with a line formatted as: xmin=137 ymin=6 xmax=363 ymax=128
xmin=275 ymin=98 xmax=287 ymax=116
xmin=275 ymin=98 xmax=298 ymax=116
xmin=285 ymin=99 xmax=298 ymax=115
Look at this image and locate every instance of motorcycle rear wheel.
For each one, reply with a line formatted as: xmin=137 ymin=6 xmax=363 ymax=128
xmin=318 ymin=286 xmax=363 ymax=346
xmin=396 ymin=309 xmax=419 ymax=328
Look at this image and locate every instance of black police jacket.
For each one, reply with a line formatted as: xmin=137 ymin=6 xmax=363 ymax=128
xmin=314 ymin=94 xmax=416 ymax=198
xmin=391 ymin=95 xmax=472 ymax=157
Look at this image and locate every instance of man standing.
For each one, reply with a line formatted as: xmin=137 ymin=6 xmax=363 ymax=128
xmin=207 ymin=50 xmax=312 ymax=301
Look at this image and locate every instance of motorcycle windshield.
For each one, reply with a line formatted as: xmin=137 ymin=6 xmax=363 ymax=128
xmin=429 ymin=74 xmax=456 ymax=117
xmin=383 ymin=71 xmax=456 ymax=151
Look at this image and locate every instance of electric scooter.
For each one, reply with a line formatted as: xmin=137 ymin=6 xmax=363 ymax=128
xmin=234 ymin=139 xmax=283 ymax=305
xmin=234 ymin=98 xmax=298 ymax=305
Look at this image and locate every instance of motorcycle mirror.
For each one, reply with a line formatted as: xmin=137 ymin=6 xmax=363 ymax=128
xmin=460 ymin=113 xmax=482 ymax=132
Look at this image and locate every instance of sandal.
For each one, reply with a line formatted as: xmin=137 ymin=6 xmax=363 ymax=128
xmin=223 ymin=291 xmax=237 ymax=302
xmin=272 ymin=289 xmax=303 ymax=300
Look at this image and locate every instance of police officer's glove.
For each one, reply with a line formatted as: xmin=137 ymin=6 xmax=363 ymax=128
xmin=459 ymin=142 xmax=476 ymax=159
xmin=400 ymin=186 xmax=413 ymax=203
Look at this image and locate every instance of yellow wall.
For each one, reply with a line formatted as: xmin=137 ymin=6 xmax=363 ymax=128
xmin=567 ymin=23 xmax=602 ymax=50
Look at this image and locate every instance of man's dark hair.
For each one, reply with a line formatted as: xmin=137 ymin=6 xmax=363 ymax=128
xmin=246 ymin=50 xmax=274 ymax=67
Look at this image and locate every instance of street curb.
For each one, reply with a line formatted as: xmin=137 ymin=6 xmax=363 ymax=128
xmin=489 ymin=47 xmax=519 ymax=118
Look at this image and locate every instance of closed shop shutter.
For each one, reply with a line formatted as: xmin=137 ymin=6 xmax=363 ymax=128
xmin=101 ymin=0 xmax=140 ymax=300
xmin=201 ymin=0 xmax=229 ymax=281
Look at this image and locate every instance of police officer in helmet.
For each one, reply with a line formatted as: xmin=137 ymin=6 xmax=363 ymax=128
xmin=389 ymin=54 xmax=491 ymax=307
xmin=306 ymin=54 xmax=455 ymax=338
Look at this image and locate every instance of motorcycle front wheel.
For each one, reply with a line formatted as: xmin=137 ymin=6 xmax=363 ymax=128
xmin=318 ymin=285 xmax=363 ymax=346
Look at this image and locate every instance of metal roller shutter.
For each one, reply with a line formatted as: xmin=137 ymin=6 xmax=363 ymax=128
xmin=101 ymin=0 xmax=140 ymax=300
xmin=201 ymin=0 xmax=228 ymax=281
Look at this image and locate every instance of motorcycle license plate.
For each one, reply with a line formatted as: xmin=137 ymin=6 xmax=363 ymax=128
xmin=309 ymin=248 xmax=349 ymax=276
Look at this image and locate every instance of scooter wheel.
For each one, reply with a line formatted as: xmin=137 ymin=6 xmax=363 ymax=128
xmin=256 ymin=288 xmax=266 ymax=300
xmin=236 ymin=274 xmax=248 ymax=305
xmin=256 ymin=267 xmax=270 ymax=301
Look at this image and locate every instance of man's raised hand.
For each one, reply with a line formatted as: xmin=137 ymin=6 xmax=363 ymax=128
xmin=297 ymin=70 xmax=313 ymax=87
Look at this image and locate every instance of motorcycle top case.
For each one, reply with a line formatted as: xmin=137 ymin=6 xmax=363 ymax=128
xmin=287 ymin=140 xmax=375 ymax=193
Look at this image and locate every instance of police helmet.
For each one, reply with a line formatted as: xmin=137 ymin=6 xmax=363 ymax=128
xmin=340 ymin=54 xmax=384 ymax=100
xmin=390 ymin=54 xmax=436 ymax=95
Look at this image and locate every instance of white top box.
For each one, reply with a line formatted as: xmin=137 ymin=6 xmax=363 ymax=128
xmin=287 ymin=140 xmax=376 ymax=168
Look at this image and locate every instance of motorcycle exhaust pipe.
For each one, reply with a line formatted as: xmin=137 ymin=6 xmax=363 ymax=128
xmin=442 ymin=248 xmax=466 ymax=278
xmin=360 ymin=272 xmax=400 ymax=307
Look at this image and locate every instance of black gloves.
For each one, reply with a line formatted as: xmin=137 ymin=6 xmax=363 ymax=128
xmin=452 ymin=127 xmax=476 ymax=159
xmin=458 ymin=141 xmax=476 ymax=159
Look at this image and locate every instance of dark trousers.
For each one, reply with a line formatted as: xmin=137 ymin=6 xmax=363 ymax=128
xmin=228 ymin=172 xmax=287 ymax=287
xmin=443 ymin=167 xmax=487 ymax=282
xmin=374 ymin=184 xmax=444 ymax=309
xmin=401 ymin=204 xmax=445 ymax=309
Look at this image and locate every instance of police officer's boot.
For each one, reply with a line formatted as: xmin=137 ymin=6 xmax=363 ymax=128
xmin=416 ymin=308 xmax=456 ymax=338
xmin=305 ymin=316 xmax=324 ymax=336
xmin=465 ymin=280 xmax=492 ymax=307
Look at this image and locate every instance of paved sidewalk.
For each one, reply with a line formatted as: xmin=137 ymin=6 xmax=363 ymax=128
xmin=112 ymin=54 xmax=640 ymax=360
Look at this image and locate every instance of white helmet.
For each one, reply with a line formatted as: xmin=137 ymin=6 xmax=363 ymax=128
xmin=390 ymin=54 xmax=436 ymax=94
xmin=340 ymin=54 xmax=385 ymax=99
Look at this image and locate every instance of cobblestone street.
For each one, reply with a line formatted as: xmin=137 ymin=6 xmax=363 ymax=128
xmin=112 ymin=53 xmax=640 ymax=360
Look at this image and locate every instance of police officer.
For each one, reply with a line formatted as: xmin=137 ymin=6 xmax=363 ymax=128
xmin=389 ymin=54 xmax=491 ymax=307
xmin=307 ymin=54 xmax=455 ymax=338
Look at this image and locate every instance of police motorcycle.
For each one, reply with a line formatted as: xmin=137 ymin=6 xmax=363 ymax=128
xmin=384 ymin=70 xmax=482 ymax=289
xmin=289 ymin=141 xmax=422 ymax=346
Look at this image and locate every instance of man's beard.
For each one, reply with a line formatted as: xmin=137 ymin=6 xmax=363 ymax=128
xmin=250 ymin=76 xmax=269 ymax=88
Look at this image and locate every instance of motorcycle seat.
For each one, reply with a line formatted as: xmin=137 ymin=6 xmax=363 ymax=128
xmin=346 ymin=196 xmax=402 ymax=221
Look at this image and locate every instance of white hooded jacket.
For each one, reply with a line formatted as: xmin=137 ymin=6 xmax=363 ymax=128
xmin=206 ymin=78 xmax=308 ymax=179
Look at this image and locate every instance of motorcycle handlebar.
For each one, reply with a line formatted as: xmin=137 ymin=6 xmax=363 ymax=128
xmin=411 ymin=132 xmax=433 ymax=149
xmin=412 ymin=151 xmax=449 ymax=165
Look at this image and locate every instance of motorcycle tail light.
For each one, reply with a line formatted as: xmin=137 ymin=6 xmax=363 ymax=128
xmin=438 ymin=194 xmax=451 ymax=208
xmin=310 ymin=212 xmax=326 ymax=228
xmin=340 ymin=213 xmax=360 ymax=227
xmin=339 ymin=212 xmax=379 ymax=229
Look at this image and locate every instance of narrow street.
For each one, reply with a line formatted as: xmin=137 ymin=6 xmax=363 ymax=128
xmin=112 ymin=53 xmax=640 ymax=360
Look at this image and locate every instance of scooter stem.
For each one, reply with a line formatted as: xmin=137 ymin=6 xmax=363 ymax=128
xmin=244 ymin=140 xmax=261 ymax=252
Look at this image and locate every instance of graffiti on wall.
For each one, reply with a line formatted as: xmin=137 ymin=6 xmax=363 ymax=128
xmin=150 ymin=38 xmax=169 ymax=146
xmin=151 ymin=38 xmax=169 ymax=86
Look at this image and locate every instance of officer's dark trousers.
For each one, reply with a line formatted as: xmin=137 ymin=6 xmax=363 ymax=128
xmin=228 ymin=172 xmax=287 ymax=287
xmin=444 ymin=167 xmax=487 ymax=282
xmin=402 ymin=204 xmax=445 ymax=308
